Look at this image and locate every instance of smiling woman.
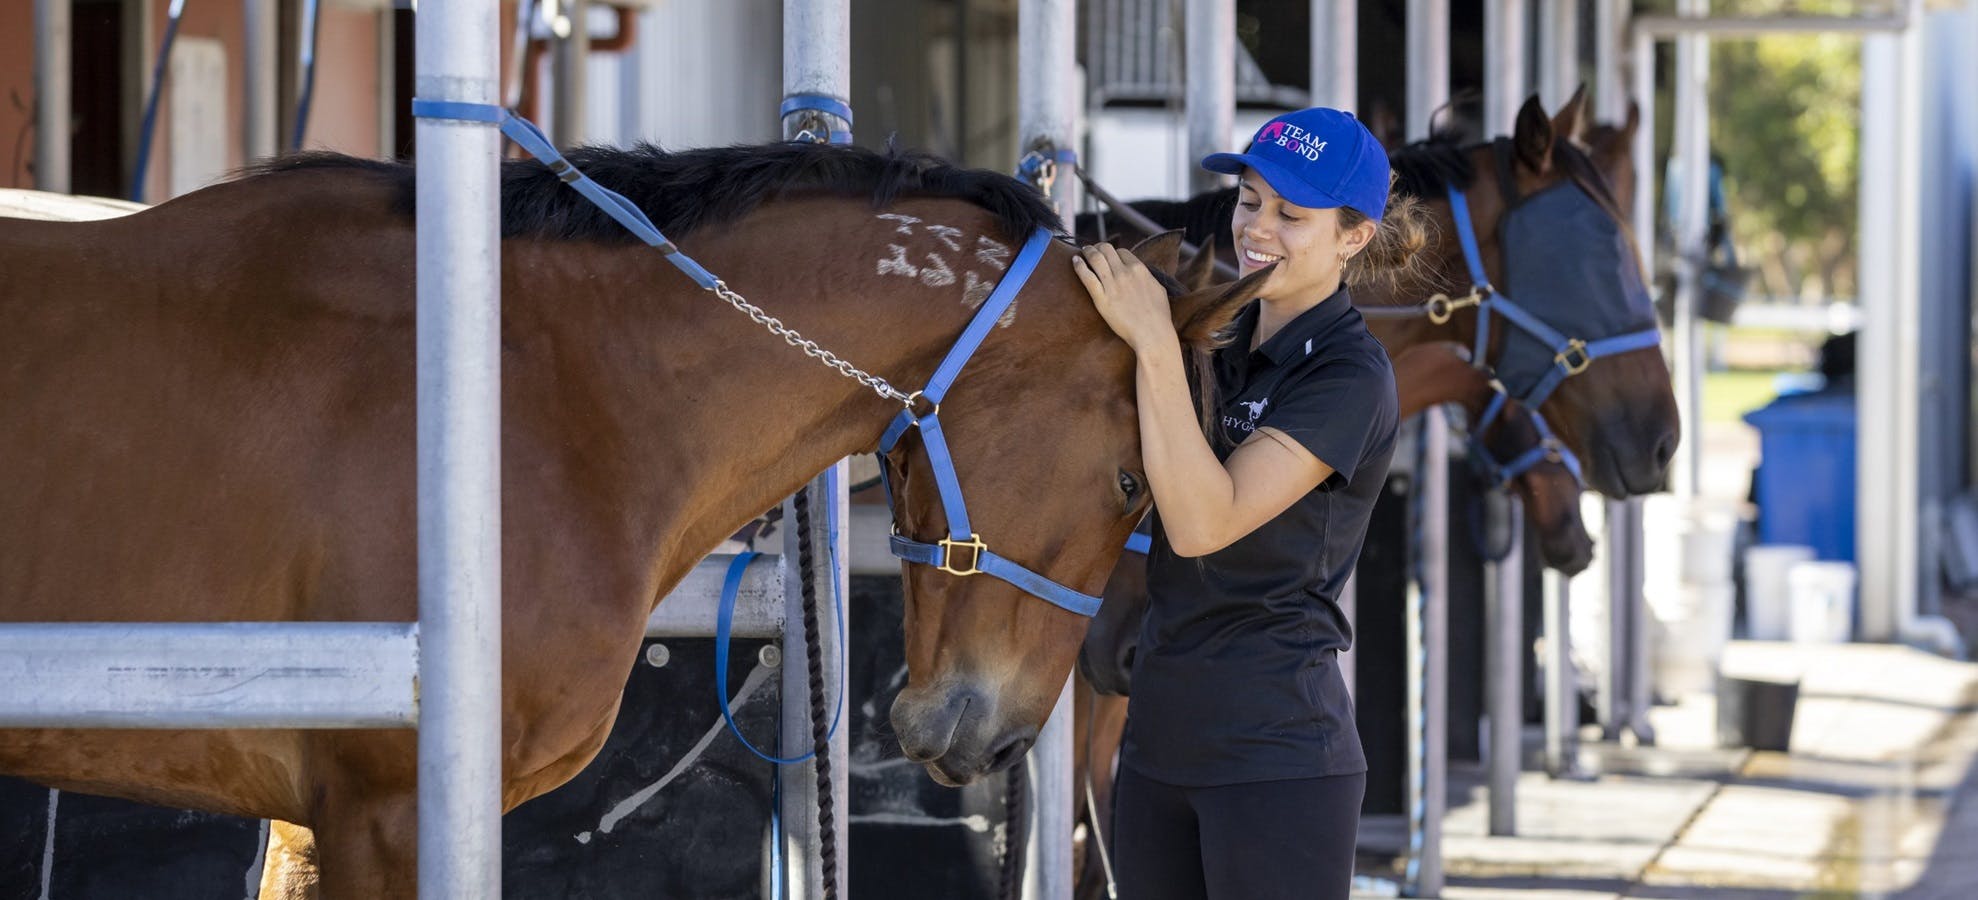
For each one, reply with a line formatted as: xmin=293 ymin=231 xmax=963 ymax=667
xmin=1072 ymin=106 xmax=1432 ymax=900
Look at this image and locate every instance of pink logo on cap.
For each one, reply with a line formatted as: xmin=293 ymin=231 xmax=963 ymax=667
xmin=1258 ymin=122 xmax=1287 ymax=143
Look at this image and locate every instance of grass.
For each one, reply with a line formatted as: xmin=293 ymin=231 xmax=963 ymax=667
xmin=1704 ymin=369 xmax=1796 ymax=424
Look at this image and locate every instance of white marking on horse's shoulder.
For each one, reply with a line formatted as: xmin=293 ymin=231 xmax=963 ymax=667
xmin=877 ymin=213 xmax=921 ymax=235
xmin=975 ymin=235 xmax=1012 ymax=270
xmin=919 ymin=253 xmax=955 ymax=287
xmin=925 ymin=224 xmax=964 ymax=252
xmin=877 ymin=243 xmax=919 ymax=278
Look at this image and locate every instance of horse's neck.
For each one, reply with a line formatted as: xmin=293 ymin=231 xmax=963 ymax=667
xmin=502 ymin=211 xmax=976 ymax=596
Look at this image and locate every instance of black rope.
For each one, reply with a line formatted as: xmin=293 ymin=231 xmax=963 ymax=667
xmin=793 ymin=488 xmax=839 ymax=899
xmin=1000 ymin=757 xmax=1029 ymax=900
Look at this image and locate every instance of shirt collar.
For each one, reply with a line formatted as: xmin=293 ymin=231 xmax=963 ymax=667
xmin=1235 ymin=286 xmax=1358 ymax=366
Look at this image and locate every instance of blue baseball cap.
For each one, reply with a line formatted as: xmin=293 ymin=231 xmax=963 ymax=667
xmin=1202 ymin=108 xmax=1390 ymax=222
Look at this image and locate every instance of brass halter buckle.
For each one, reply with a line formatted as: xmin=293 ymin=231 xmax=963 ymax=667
xmin=1426 ymin=287 xmax=1486 ymax=325
xmin=938 ymin=534 xmax=989 ymax=577
xmin=1554 ymin=339 xmax=1592 ymax=376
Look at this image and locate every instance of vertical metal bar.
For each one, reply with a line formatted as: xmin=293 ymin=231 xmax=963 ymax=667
xmin=1339 ymin=573 xmax=1358 ymax=698
xmin=1487 ymin=499 xmax=1524 ymax=836
xmin=1593 ymin=0 xmax=1624 ymax=121
xmin=244 ymin=0 xmax=277 ymax=162
xmin=1631 ymin=28 xmax=1657 ymax=279
xmin=782 ymin=468 xmax=850 ymax=900
xmin=552 ymin=0 xmax=590 ymax=147
xmin=415 ymin=0 xmax=504 ymax=894
xmin=1625 ymin=499 xmax=1655 ymax=742
xmin=1670 ymin=0 xmax=1707 ymax=503
xmin=1602 ymin=499 xmax=1630 ymax=739
xmin=783 ymin=0 xmax=850 ymax=140
xmin=1404 ymin=2 xmax=1448 ymax=893
xmin=33 ymin=0 xmax=71 ymax=192
xmin=1540 ymin=0 xmax=1580 ymax=108
xmin=1310 ymin=0 xmax=1357 ymax=112
xmin=1484 ymin=0 xmax=1527 ymax=135
xmin=1542 ymin=571 xmax=1579 ymax=775
xmin=1185 ymin=0 xmax=1233 ymax=194
xmin=1018 ymin=4 xmax=1079 ymax=897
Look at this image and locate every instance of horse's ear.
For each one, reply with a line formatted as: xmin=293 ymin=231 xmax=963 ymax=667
xmin=1618 ymin=99 xmax=1641 ymax=143
xmin=1551 ymin=83 xmax=1590 ymax=146
xmin=1128 ymin=230 xmax=1185 ymax=277
xmin=1172 ymin=264 xmax=1272 ymax=346
xmin=1178 ymin=240 xmax=1219 ymax=291
xmin=1514 ymin=95 xmax=1555 ymax=174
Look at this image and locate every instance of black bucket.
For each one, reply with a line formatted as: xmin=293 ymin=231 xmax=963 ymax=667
xmin=1716 ymin=676 xmax=1800 ymax=752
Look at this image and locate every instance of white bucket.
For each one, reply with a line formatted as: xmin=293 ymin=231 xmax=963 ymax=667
xmin=1743 ymin=544 xmax=1816 ymax=641
xmin=1648 ymin=581 xmax=1735 ymax=699
xmin=1789 ymin=560 xmax=1858 ymax=644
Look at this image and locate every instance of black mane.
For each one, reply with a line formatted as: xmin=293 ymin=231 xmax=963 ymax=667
xmin=1387 ymin=131 xmax=1479 ymax=200
xmin=247 ymin=142 xmax=1063 ymax=245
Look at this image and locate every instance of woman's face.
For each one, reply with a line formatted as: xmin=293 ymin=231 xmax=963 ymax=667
xmin=1230 ymin=166 xmax=1358 ymax=300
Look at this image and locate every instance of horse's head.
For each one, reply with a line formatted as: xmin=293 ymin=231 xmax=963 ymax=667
xmin=885 ymin=229 xmax=1269 ymax=785
xmin=1407 ymin=94 xmax=1679 ymax=498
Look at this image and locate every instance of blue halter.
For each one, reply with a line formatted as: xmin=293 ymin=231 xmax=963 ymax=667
xmin=876 ymin=230 xmax=1106 ymax=618
xmin=412 ymin=99 xmax=1102 ymax=618
xmin=1443 ymin=184 xmax=1662 ymax=488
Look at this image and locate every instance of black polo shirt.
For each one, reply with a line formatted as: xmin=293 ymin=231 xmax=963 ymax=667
xmin=1122 ymin=288 xmax=1399 ymax=787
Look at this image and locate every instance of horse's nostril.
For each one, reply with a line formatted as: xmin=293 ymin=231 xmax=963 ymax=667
xmin=1654 ymin=431 xmax=1679 ymax=470
xmin=1118 ymin=645 xmax=1137 ymax=676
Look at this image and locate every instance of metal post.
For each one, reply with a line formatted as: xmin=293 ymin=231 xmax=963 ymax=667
xmin=1593 ymin=0 xmax=1625 ymax=121
xmin=1631 ymin=28 xmax=1657 ymax=277
xmin=33 ymin=0 xmax=71 ymax=192
xmin=1540 ymin=0 xmax=1580 ymax=108
xmin=1404 ymin=1 xmax=1448 ymax=892
xmin=1310 ymin=0 xmax=1357 ymax=112
xmin=1486 ymin=499 xmax=1523 ymax=836
xmin=783 ymin=0 xmax=851 ymax=140
xmin=551 ymin=0 xmax=589 ymax=147
xmin=1484 ymin=0 xmax=1527 ymax=135
xmin=244 ymin=0 xmax=277 ymax=161
xmin=1670 ymin=0 xmax=1707 ymax=503
xmin=414 ymin=0 xmax=504 ymax=894
xmin=1018 ymin=3 xmax=1078 ymax=897
xmin=782 ymin=468 xmax=851 ymax=900
xmin=1185 ymin=0 xmax=1234 ymax=195
xmin=1542 ymin=572 xmax=1579 ymax=775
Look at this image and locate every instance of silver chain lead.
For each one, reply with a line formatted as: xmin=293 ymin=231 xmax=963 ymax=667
xmin=706 ymin=279 xmax=915 ymax=407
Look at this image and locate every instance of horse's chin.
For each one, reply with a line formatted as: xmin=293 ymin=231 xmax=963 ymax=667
xmin=892 ymin=684 xmax=1041 ymax=786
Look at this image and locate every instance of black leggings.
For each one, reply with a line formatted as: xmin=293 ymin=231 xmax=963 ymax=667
xmin=1111 ymin=763 xmax=1365 ymax=900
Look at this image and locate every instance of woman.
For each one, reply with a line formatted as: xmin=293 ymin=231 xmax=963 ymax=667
xmin=1071 ymin=107 xmax=1428 ymax=899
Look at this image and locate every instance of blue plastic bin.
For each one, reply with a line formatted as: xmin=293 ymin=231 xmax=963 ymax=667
xmin=1743 ymin=390 xmax=1856 ymax=561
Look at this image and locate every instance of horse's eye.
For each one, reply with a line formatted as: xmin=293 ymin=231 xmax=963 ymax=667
xmin=1117 ymin=469 xmax=1143 ymax=499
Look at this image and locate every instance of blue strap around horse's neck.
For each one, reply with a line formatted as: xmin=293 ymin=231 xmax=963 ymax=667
xmin=876 ymin=229 xmax=1102 ymax=618
xmin=779 ymin=94 xmax=855 ymax=145
xmin=411 ymin=99 xmax=722 ymax=290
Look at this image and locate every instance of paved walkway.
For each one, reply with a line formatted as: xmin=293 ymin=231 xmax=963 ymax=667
xmin=1357 ymin=641 xmax=1978 ymax=898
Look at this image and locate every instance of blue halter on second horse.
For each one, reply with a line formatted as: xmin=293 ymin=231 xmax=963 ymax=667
xmin=1443 ymin=139 xmax=1662 ymax=488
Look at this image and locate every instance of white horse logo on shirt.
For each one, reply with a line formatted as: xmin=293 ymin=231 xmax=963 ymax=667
xmin=1241 ymin=398 xmax=1270 ymax=423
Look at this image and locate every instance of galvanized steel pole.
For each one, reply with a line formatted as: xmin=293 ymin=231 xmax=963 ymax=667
xmin=1019 ymin=2 xmax=1078 ymax=897
xmin=1405 ymin=2 xmax=1448 ymax=891
xmin=783 ymin=0 xmax=850 ymax=140
xmin=1539 ymin=0 xmax=1580 ymax=109
xmin=1484 ymin=0 xmax=1527 ymax=135
xmin=414 ymin=0 xmax=505 ymax=894
xmin=1669 ymin=0 xmax=1707 ymax=504
xmin=244 ymin=0 xmax=277 ymax=161
xmin=1310 ymin=0 xmax=1357 ymax=111
xmin=33 ymin=0 xmax=70 ymax=192
xmin=1487 ymin=500 xmax=1524 ymax=836
xmin=1186 ymin=0 xmax=1234 ymax=195
xmin=552 ymin=0 xmax=589 ymax=147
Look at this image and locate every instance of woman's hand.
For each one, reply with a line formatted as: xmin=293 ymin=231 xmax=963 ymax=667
xmin=1073 ymin=243 xmax=1177 ymax=355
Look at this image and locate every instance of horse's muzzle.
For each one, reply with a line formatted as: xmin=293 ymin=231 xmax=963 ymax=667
xmin=890 ymin=684 xmax=1036 ymax=786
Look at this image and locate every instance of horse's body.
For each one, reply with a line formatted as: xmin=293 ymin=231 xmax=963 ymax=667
xmin=0 ymin=144 xmax=1251 ymax=894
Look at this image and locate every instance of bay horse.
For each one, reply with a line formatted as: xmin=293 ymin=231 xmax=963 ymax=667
xmin=0 ymin=141 xmax=1270 ymax=895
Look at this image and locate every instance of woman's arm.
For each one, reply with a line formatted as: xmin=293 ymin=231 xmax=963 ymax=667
xmin=1075 ymin=244 xmax=1333 ymax=557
